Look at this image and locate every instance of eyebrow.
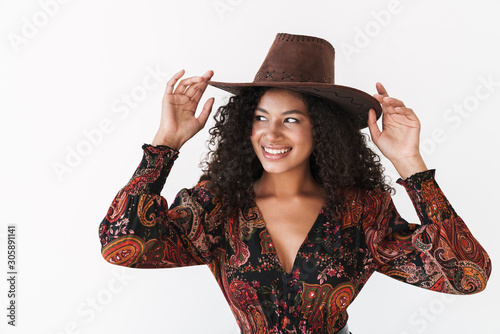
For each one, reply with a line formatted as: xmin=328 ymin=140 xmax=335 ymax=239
xmin=255 ymin=107 xmax=307 ymax=116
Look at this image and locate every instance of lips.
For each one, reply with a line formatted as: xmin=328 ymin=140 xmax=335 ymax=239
xmin=261 ymin=146 xmax=292 ymax=160
xmin=263 ymin=147 xmax=292 ymax=155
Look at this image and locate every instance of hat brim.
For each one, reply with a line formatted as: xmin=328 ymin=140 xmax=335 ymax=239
xmin=207 ymin=80 xmax=382 ymax=129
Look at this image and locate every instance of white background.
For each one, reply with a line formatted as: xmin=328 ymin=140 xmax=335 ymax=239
xmin=1 ymin=0 xmax=499 ymax=333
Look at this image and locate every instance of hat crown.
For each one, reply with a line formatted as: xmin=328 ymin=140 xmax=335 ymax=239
xmin=253 ymin=33 xmax=336 ymax=85
xmin=206 ymin=32 xmax=382 ymax=129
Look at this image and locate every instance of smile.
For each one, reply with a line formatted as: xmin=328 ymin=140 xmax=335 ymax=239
xmin=262 ymin=147 xmax=292 ymax=155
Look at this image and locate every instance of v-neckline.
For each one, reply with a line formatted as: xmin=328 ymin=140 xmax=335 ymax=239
xmin=249 ymin=187 xmax=326 ymax=275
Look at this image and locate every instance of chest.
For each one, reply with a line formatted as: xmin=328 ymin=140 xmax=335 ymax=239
xmin=217 ymin=208 xmax=372 ymax=323
xmin=210 ymin=191 xmax=375 ymax=331
xmin=254 ymin=198 xmax=325 ymax=274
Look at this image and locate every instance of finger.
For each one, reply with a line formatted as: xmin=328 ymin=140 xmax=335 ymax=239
xmin=376 ymin=82 xmax=388 ymax=97
xmin=394 ymin=107 xmax=418 ymax=123
xmin=367 ymin=108 xmax=382 ymax=142
xmin=173 ymin=76 xmax=205 ymax=95
xmin=175 ymin=70 xmax=213 ymax=96
xmin=373 ymin=93 xmax=384 ymax=104
xmin=373 ymin=82 xmax=388 ymax=105
xmin=378 ymin=96 xmax=405 ymax=119
xmin=165 ymin=69 xmax=185 ymax=95
xmin=202 ymin=70 xmax=214 ymax=81
xmin=183 ymin=81 xmax=203 ymax=99
xmin=197 ymin=97 xmax=215 ymax=128
xmin=184 ymin=71 xmax=214 ymax=100
xmin=189 ymin=83 xmax=209 ymax=103
xmin=382 ymin=96 xmax=406 ymax=109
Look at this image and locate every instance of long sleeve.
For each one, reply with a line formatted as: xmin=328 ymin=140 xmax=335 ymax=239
xmin=99 ymin=144 xmax=225 ymax=268
xmin=363 ymin=169 xmax=491 ymax=294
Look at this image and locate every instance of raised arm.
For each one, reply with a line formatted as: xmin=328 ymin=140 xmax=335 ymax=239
xmin=367 ymin=82 xmax=427 ymax=179
xmin=364 ymin=83 xmax=491 ymax=293
xmin=99 ymin=70 xmax=224 ymax=268
xmin=152 ymin=69 xmax=215 ymax=149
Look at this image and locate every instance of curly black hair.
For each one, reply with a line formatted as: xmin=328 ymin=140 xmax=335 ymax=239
xmin=199 ymin=87 xmax=393 ymax=217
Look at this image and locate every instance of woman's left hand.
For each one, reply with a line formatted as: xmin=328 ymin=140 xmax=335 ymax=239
xmin=367 ymin=82 xmax=428 ymax=179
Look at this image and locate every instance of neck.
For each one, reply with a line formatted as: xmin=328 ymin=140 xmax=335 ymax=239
xmin=254 ymin=165 xmax=321 ymax=198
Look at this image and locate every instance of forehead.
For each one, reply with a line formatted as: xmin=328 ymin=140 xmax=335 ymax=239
xmin=256 ymin=88 xmax=308 ymax=113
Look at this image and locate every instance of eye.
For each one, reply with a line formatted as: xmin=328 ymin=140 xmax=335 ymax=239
xmin=254 ymin=115 xmax=267 ymax=121
xmin=284 ymin=117 xmax=299 ymax=123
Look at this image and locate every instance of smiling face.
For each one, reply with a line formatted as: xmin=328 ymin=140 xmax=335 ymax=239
xmin=251 ymin=88 xmax=314 ymax=176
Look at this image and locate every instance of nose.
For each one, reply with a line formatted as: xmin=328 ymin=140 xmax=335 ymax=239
xmin=264 ymin=121 xmax=284 ymax=141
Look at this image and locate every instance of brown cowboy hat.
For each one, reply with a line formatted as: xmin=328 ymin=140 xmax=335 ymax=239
xmin=207 ymin=32 xmax=382 ymax=129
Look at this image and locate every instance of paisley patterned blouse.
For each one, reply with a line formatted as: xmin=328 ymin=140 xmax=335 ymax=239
xmin=99 ymin=144 xmax=491 ymax=334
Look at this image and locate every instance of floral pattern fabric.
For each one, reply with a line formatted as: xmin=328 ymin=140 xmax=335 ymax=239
xmin=99 ymin=144 xmax=491 ymax=334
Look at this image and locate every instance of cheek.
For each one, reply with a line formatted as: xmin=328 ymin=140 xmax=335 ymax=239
xmin=250 ymin=131 xmax=259 ymax=152
xmin=296 ymin=127 xmax=314 ymax=146
xmin=250 ymin=126 xmax=261 ymax=144
xmin=301 ymin=134 xmax=315 ymax=157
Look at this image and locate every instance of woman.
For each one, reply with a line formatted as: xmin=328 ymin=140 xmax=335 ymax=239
xmin=99 ymin=33 xmax=491 ymax=334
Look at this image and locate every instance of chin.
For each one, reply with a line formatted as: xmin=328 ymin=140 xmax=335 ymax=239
xmin=261 ymin=166 xmax=289 ymax=175
xmin=259 ymin=161 xmax=304 ymax=175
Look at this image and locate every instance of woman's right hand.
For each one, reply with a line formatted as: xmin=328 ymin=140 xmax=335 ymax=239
xmin=152 ymin=69 xmax=215 ymax=150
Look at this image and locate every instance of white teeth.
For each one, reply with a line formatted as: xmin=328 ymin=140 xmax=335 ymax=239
xmin=263 ymin=147 xmax=291 ymax=155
